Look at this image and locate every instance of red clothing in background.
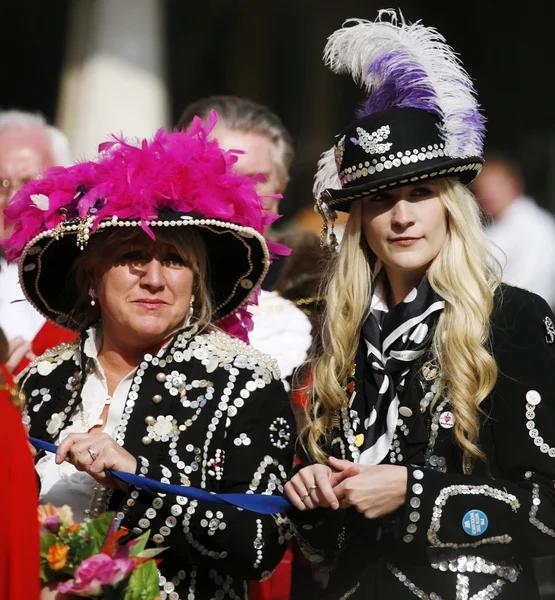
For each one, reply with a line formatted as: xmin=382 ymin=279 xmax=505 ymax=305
xmin=14 ymin=321 xmax=78 ymax=375
xmin=0 ymin=363 xmax=40 ymax=600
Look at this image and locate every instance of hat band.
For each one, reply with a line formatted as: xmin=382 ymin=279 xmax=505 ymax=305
xmin=339 ymin=143 xmax=446 ymax=187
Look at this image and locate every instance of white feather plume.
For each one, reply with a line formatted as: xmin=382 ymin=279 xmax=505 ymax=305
xmin=312 ymin=147 xmax=342 ymax=200
xmin=322 ymin=9 xmax=485 ymax=158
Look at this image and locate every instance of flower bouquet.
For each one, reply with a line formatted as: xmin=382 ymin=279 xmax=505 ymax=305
xmin=39 ymin=504 xmax=164 ymax=599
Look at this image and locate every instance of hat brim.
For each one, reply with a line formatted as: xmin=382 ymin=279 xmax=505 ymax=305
xmin=325 ymin=156 xmax=483 ymax=212
xmin=18 ymin=215 xmax=268 ymax=331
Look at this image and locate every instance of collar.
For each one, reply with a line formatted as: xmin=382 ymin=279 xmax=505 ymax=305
xmin=370 ymin=271 xmax=389 ymax=325
xmin=83 ymin=325 xmax=103 ymax=360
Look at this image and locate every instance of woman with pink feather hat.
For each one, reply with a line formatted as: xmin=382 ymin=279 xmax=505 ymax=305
xmin=4 ymin=111 xmax=295 ymax=599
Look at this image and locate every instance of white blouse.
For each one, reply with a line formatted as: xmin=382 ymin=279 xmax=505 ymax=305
xmin=36 ymin=327 xmax=136 ymax=521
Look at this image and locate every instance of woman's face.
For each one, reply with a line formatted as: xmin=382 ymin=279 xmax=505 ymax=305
xmin=361 ymin=181 xmax=448 ymax=282
xmin=95 ymin=234 xmax=194 ymax=350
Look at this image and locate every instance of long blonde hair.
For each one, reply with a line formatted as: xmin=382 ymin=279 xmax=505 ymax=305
xmin=301 ymin=177 xmax=501 ymax=472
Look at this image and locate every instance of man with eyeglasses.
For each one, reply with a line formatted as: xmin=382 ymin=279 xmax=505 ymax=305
xmin=0 ymin=110 xmax=74 ymax=371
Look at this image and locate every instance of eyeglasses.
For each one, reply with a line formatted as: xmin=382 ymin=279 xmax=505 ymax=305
xmin=0 ymin=176 xmax=40 ymax=200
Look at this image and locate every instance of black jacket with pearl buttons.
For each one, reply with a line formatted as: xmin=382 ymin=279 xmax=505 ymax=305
xmin=290 ymin=284 xmax=555 ymax=600
xmin=20 ymin=326 xmax=295 ymax=600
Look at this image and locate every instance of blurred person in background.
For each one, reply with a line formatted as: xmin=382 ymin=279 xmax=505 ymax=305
xmin=273 ymin=229 xmax=330 ymax=350
xmin=472 ymin=152 xmax=555 ymax=309
xmin=176 ymin=96 xmax=312 ymax=393
xmin=0 ymin=110 xmax=76 ymax=372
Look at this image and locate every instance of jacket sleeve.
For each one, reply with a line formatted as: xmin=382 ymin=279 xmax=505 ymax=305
xmin=399 ymin=288 xmax=555 ymax=559
xmin=286 ymin=428 xmax=350 ymax=567
xmin=117 ymin=375 xmax=295 ymax=580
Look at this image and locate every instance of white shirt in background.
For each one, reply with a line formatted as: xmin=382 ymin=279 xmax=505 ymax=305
xmin=0 ymin=258 xmax=45 ymax=340
xmin=486 ymin=196 xmax=555 ymax=309
xmin=248 ymin=290 xmax=312 ymax=391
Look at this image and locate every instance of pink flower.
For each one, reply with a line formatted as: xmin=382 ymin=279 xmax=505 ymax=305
xmin=43 ymin=516 xmax=61 ymax=532
xmin=58 ymin=553 xmax=135 ymax=597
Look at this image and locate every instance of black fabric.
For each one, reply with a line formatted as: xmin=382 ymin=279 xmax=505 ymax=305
xmin=20 ymin=328 xmax=295 ymax=600
xmin=359 ymin=276 xmax=444 ymax=464
xmin=290 ymin=285 xmax=555 ymax=599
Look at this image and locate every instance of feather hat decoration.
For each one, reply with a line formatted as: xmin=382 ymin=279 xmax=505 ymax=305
xmin=313 ymin=9 xmax=486 ymax=214
xmin=4 ymin=112 xmax=288 ymax=341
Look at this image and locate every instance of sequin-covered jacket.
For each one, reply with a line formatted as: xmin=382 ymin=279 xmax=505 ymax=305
xmin=290 ymin=285 xmax=555 ymax=600
xmin=20 ymin=326 xmax=295 ymax=600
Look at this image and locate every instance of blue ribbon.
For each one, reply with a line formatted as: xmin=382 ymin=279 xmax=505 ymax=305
xmin=30 ymin=437 xmax=291 ymax=515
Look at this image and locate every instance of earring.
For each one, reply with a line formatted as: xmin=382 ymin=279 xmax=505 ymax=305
xmin=88 ymin=287 xmax=96 ymax=307
xmin=186 ymin=294 xmax=195 ymax=326
xmin=316 ymin=191 xmax=338 ymax=251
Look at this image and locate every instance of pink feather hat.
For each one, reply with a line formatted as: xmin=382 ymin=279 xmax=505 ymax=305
xmin=4 ymin=111 xmax=288 ymax=339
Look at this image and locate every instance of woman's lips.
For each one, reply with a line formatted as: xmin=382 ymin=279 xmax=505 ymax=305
xmin=133 ymin=299 xmax=167 ymax=309
xmin=389 ymin=237 xmax=421 ymax=247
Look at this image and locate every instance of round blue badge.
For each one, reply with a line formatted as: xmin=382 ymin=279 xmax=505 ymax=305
xmin=462 ymin=509 xmax=488 ymax=536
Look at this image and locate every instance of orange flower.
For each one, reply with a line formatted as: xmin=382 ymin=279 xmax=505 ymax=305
xmin=68 ymin=524 xmax=82 ymax=533
xmin=47 ymin=543 xmax=70 ymax=571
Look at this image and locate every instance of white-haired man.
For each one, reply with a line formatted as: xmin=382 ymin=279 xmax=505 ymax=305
xmin=0 ymin=110 xmax=73 ymax=370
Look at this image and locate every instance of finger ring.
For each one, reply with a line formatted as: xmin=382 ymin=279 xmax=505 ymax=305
xmin=88 ymin=447 xmax=98 ymax=461
xmin=308 ymin=485 xmax=318 ymax=493
xmin=300 ymin=492 xmax=311 ymax=502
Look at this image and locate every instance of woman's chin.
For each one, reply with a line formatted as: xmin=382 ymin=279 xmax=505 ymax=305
xmin=385 ymin=258 xmax=430 ymax=274
xmin=122 ymin=318 xmax=180 ymax=346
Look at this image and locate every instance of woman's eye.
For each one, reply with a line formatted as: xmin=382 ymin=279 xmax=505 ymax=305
xmin=120 ymin=251 xmax=146 ymax=263
xmin=368 ymin=194 xmax=390 ymax=203
xmin=412 ymin=186 xmax=434 ymax=198
xmin=162 ymin=254 xmax=186 ymax=266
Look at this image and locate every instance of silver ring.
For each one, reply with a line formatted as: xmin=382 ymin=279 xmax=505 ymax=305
xmin=88 ymin=447 xmax=98 ymax=461
xmin=300 ymin=492 xmax=311 ymax=502
xmin=307 ymin=485 xmax=318 ymax=494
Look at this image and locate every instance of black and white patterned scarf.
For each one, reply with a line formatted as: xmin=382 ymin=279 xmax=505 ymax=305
xmin=359 ymin=275 xmax=444 ymax=465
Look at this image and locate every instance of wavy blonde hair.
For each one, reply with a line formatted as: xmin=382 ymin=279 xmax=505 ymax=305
xmin=301 ymin=177 xmax=501 ymax=472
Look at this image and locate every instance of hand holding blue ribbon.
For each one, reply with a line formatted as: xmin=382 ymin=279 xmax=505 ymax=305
xmin=30 ymin=437 xmax=291 ymax=515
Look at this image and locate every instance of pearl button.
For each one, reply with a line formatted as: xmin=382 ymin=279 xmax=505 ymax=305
xmin=399 ymin=406 xmax=413 ymax=418
xmin=526 ymin=390 xmax=542 ymax=406
xmin=145 ymin=416 xmax=156 ymax=425
xmin=152 ymin=394 xmax=162 ymax=404
xmin=156 ymin=373 xmax=166 ymax=383
xmin=142 ymin=436 xmax=152 ymax=445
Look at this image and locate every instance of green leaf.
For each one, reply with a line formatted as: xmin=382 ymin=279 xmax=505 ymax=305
xmin=124 ymin=561 xmax=160 ymax=600
xmin=39 ymin=561 xmax=55 ymax=583
xmin=87 ymin=511 xmax=116 ymax=555
xmin=128 ymin=530 xmax=150 ymax=557
xmin=136 ymin=546 xmax=168 ymax=559
xmin=40 ymin=533 xmax=58 ymax=557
